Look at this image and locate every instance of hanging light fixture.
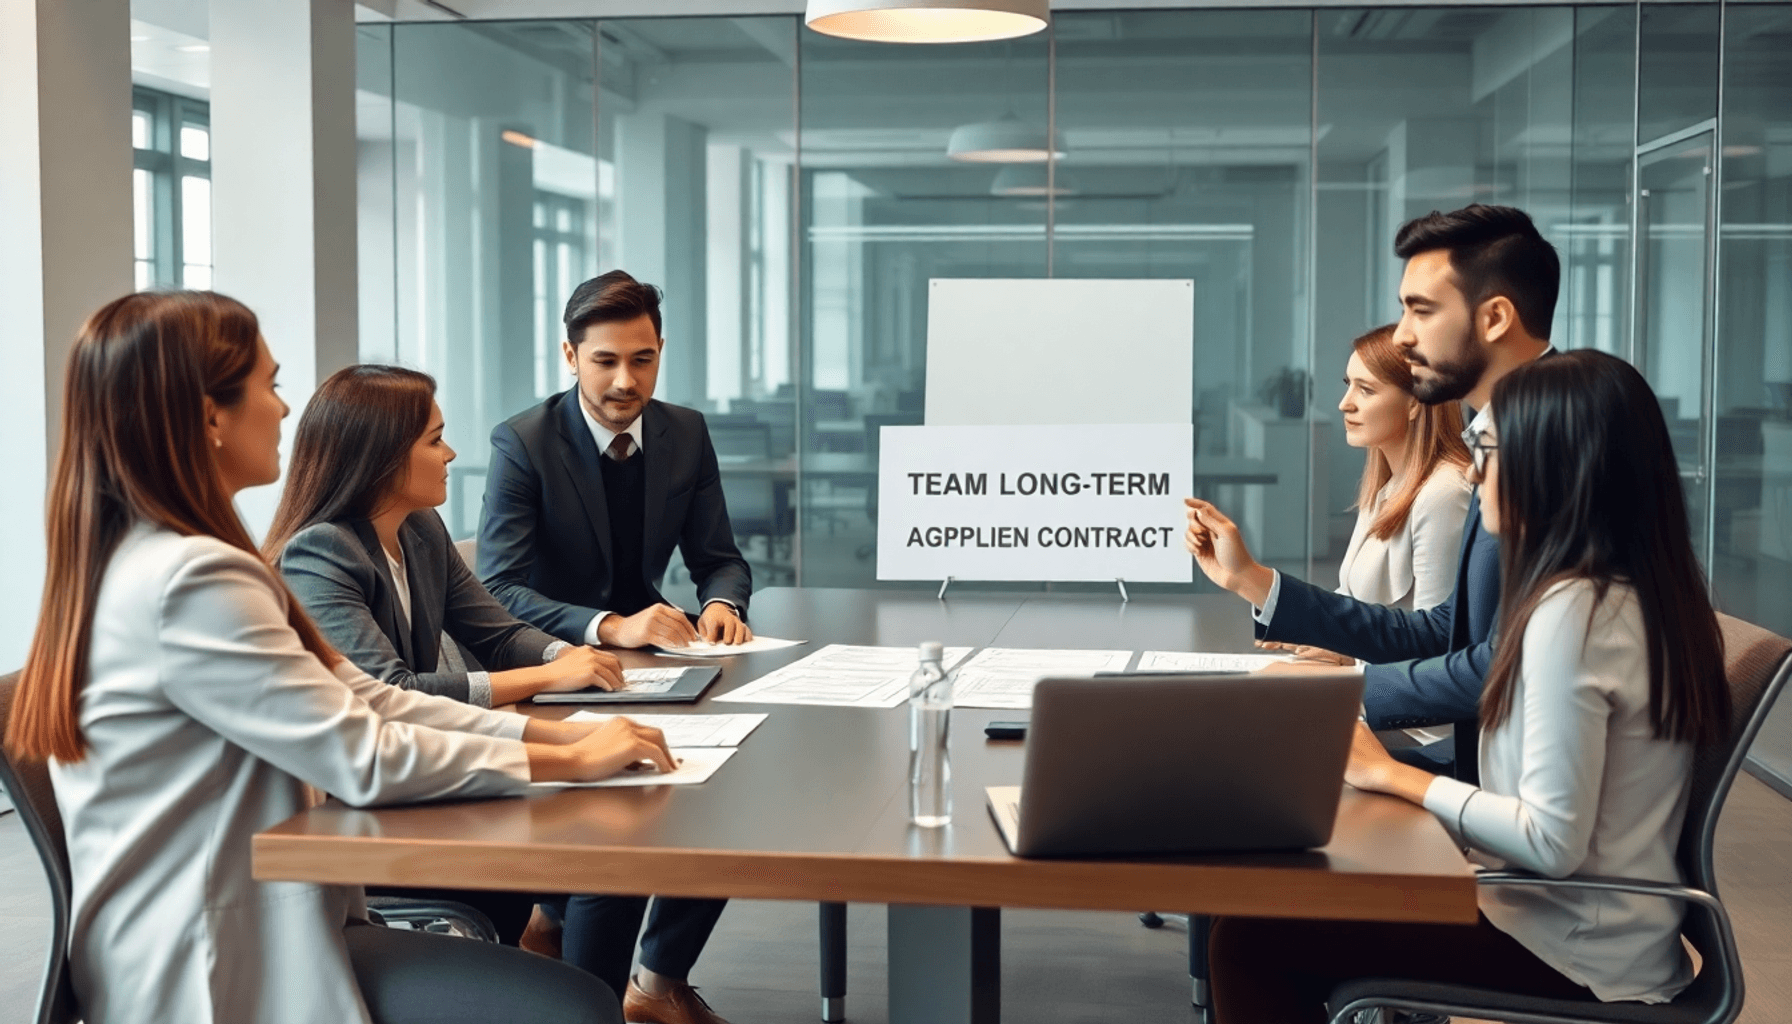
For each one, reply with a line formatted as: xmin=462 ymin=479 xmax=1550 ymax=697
xmin=990 ymin=164 xmax=1078 ymax=197
xmin=946 ymin=113 xmax=1063 ymax=163
xmin=805 ymin=0 xmax=1049 ymax=45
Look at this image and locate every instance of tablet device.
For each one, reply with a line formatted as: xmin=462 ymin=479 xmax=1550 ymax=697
xmin=530 ymin=665 xmax=722 ymax=704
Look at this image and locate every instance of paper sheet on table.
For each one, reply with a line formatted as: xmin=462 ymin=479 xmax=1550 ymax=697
xmin=657 ymin=636 xmax=805 ymax=657
xmin=566 ymin=711 xmax=767 ymax=747
xmin=1136 ymin=650 xmax=1292 ymax=673
xmin=713 ymin=644 xmax=973 ymax=708
xmin=950 ymin=647 xmax=1134 ymax=709
xmin=532 ymin=747 xmax=735 ymax=788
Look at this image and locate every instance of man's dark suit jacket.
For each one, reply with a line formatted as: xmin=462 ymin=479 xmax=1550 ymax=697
xmin=1258 ymin=487 xmax=1498 ymax=781
xmin=477 ymin=389 xmax=753 ymax=643
xmin=280 ymin=509 xmax=558 ymax=704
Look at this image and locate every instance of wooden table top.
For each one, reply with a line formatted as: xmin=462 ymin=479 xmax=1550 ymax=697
xmin=254 ymin=588 xmax=1476 ymax=924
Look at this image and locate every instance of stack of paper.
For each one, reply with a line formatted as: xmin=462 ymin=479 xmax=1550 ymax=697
xmin=532 ymin=747 xmax=736 ymax=789
xmin=950 ymin=648 xmax=1133 ymax=709
xmin=713 ymin=644 xmax=973 ymax=709
xmin=1135 ymin=650 xmax=1291 ymax=673
xmin=659 ymin=636 xmax=805 ymax=657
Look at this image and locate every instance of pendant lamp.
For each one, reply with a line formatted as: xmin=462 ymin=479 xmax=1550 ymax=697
xmin=805 ymin=0 xmax=1050 ymax=45
xmin=990 ymin=164 xmax=1078 ymax=196
xmin=946 ymin=112 xmax=1063 ymax=163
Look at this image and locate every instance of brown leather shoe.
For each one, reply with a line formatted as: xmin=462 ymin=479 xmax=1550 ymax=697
xmin=622 ymin=977 xmax=732 ymax=1024
xmin=518 ymin=905 xmax=562 ymax=959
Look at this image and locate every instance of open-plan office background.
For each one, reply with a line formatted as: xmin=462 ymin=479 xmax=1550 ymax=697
xmin=331 ymin=4 xmax=1790 ymax=788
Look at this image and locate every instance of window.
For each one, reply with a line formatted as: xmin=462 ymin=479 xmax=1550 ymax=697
xmin=131 ymin=87 xmax=212 ymax=290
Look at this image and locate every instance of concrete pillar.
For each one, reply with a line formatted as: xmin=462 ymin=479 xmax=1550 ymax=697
xmin=0 ymin=0 xmax=134 ymax=665
xmin=210 ymin=0 xmax=360 ymax=536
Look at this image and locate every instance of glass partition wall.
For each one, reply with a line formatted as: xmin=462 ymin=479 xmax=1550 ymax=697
xmin=357 ymin=4 xmax=1792 ymax=786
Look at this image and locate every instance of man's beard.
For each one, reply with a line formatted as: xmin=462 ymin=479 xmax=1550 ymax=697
xmin=1407 ymin=325 xmax=1487 ymax=405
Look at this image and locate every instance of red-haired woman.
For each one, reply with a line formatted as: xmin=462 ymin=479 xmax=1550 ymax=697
xmin=4 ymin=292 xmax=669 ymax=1024
xmin=1334 ymin=323 xmax=1473 ymax=612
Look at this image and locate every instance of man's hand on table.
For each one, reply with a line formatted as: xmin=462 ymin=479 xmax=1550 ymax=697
xmin=599 ymin=603 xmax=702 ymax=649
xmin=695 ymin=602 xmax=753 ymax=645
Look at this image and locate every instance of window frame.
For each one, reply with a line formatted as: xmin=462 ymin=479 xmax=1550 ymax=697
xmin=132 ymin=86 xmax=211 ymax=290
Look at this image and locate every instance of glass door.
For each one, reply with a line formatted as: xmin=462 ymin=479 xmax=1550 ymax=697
xmin=1634 ymin=130 xmax=1717 ymax=554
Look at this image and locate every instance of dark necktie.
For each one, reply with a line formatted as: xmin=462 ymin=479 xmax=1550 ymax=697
xmin=608 ymin=433 xmax=633 ymax=461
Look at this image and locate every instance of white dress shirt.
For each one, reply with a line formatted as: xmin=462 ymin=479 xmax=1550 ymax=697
xmin=1423 ymin=579 xmax=1696 ymax=1003
xmin=53 ymin=523 xmax=533 ymax=1024
xmin=575 ymin=397 xmax=735 ymax=645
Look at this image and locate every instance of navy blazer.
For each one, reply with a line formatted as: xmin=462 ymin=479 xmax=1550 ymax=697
xmin=1259 ymin=487 xmax=1498 ymax=780
xmin=476 ymin=389 xmax=753 ymax=642
xmin=280 ymin=509 xmax=558 ymax=704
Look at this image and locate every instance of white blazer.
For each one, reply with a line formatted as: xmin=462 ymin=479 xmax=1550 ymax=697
xmin=50 ymin=523 xmax=535 ymax=1024
xmin=1424 ymin=579 xmax=1696 ymax=1003
xmin=1336 ymin=464 xmax=1473 ymax=611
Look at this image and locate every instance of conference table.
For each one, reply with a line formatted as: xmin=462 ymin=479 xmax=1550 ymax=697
xmin=254 ymin=588 xmax=1476 ymax=1024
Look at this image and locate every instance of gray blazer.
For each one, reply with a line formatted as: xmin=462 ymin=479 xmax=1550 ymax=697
xmin=53 ymin=523 xmax=530 ymax=1024
xmin=280 ymin=509 xmax=559 ymax=704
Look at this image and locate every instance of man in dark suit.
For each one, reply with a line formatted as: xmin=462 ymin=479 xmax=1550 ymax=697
xmin=477 ymin=269 xmax=745 ymax=1024
xmin=1186 ymin=205 xmax=1559 ymax=783
xmin=479 ymin=269 xmax=753 ymax=652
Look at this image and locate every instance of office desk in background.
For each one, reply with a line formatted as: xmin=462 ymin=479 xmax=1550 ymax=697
xmin=255 ymin=589 xmax=1474 ymax=1024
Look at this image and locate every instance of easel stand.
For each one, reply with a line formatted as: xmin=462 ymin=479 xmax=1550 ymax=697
xmin=933 ymin=577 xmax=1129 ymax=603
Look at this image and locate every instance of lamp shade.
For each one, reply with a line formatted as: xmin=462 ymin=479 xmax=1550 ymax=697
xmin=805 ymin=0 xmax=1049 ymax=44
xmin=990 ymin=164 xmax=1078 ymax=196
xmin=947 ymin=113 xmax=1063 ymax=163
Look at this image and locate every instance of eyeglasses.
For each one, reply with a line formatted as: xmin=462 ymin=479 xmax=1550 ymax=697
xmin=1462 ymin=426 xmax=1499 ymax=475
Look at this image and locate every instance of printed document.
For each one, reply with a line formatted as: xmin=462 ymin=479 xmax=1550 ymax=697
xmin=533 ymin=747 xmax=735 ymax=788
xmin=951 ymin=648 xmax=1134 ymax=709
xmin=1136 ymin=650 xmax=1291 ymax=673
xmin=713 ymin=644 xmax=973 ymax=708
xmin=566 ymin=711 xmax=767 ymax=747
xmin=659 ymin=636 xmax=805 ymax=657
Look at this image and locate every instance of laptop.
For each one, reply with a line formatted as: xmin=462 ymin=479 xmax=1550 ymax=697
xmin=530 ymin=664 xmax=721 ymax=704
xmin=986 ymin=671 xmax=1363 ymax=857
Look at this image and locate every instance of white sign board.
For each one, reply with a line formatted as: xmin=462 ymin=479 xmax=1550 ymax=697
xmin=877 ymin=424 xmax=1193 ymax=583
xmin=924 ymin=278 xmax=1193 ymax=427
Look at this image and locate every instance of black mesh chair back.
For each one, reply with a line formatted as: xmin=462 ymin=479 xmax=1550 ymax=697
xmin=0 ymin=672 xmax=81 ymax=1024
xmin=1665 ymin=614 xmax=1792 ymax=1022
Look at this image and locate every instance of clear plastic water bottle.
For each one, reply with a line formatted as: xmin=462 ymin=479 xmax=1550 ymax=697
xmin=908 ymin=641 xmax=953 ymax=828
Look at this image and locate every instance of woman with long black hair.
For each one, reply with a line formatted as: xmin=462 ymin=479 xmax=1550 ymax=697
xmin=1197 ymin=349 xmax=1731 ymax=1022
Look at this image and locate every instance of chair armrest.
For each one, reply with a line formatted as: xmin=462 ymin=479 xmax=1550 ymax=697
xmin=1475 ymin=870 xmax=1742 ymax=992
xmin=1474 ymin=871 xmax=1721 ymax=912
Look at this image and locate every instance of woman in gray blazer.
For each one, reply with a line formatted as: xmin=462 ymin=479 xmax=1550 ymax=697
xmin=267 ymin=366 xmax=624 ymax=709
xmin=5 ymin=291 xmax=676 ymax=1024
xmin=267 ymin=364 xmax=630 ymax=949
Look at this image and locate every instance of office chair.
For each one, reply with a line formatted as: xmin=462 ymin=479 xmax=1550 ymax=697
xmin=0 ymin=672 xmax=80 ymax=1024
xmin=366 ymin=896 xmax=498 ymax=943
xmin=1325 ymin=612 xmax=1791 ymax=1024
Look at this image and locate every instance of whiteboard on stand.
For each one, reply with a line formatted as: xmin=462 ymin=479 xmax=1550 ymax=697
xmin=923 ymin=278 xmax=1194 ymax=427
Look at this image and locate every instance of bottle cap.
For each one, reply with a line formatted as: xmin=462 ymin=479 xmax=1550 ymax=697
xmin=918 ymin=641 xmax=944 ymax=662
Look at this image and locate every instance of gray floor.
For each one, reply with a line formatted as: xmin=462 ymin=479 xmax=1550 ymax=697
xmin=2 ymin=773 xmax=1788 ymax=1024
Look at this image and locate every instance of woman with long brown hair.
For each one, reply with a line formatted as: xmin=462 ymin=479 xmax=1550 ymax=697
xmin=266 ymin=364 xmax=622 ymax=710
xmin=1204 ymin=350 xmax=1731 ymax=1022
xmin=4 ymin=291 xmax=673 ymax=1024
xmin=1334 ymin=323 xmax=1472 ymax=611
